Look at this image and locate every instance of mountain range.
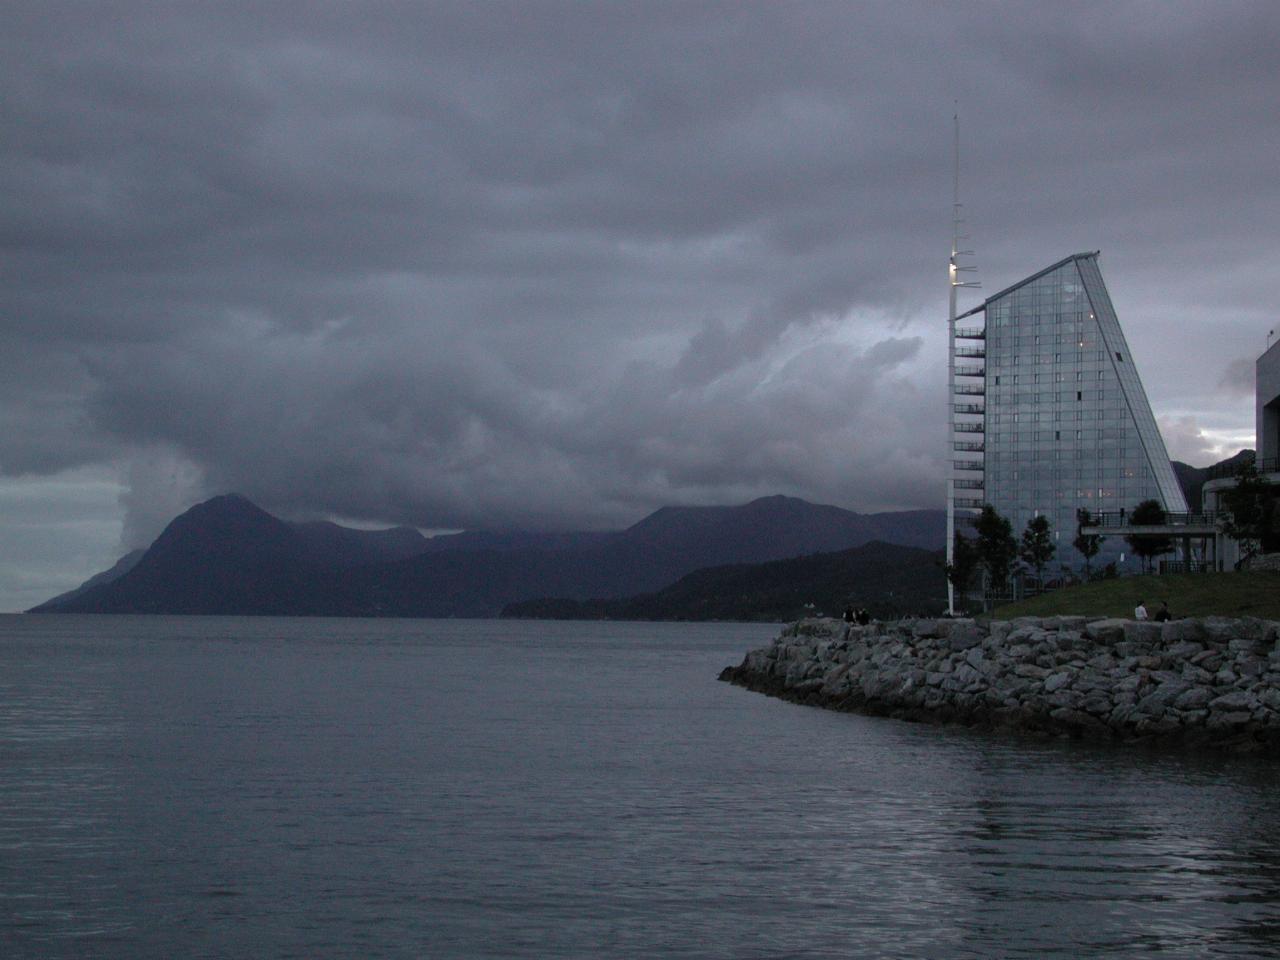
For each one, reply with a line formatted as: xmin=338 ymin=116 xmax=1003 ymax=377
xmin=32 ymin=449 xmax=1248 ymax=620
xmin=31 ymin=493 xmax=945 ymax=618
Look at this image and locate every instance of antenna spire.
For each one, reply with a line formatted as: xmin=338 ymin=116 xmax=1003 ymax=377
xmin=946 ymin=109 xmax=981 ymax=616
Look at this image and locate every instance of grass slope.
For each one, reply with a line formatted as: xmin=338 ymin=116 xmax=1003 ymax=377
xmin=990 ymin=570 xmax=1280 ymax=621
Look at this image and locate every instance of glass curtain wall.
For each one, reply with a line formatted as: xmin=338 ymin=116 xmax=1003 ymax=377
xmin=981 ymin=253 xmax=1187 ymax=572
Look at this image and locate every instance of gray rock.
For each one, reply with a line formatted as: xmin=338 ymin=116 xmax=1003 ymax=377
xmin=1206 ymin=710 xmax=1253 ymax=730
xmin=987 ymin=621 xmax=1013 ymax=644
xmin=1123 ymin=621 xmax=1164 ymax=647
xmin=1085 ymin=619 xmax=1128 ymax=643
xmin=1080 ymin=692 xmax=1116 ymax=716
xmin=1180 ymin=664 xmax=1214 ymax=685
xmin=1173 ymin=687 xmax=1213 ymax=711
xmin=1237 ymin=657 xmax=1266 ymax=678
xmin=1045 ymin=616 xmax=1090 ymax=632
xmin=1044 ymin=671 xmax=1072 ymax=693
xmin=1210 ymin=691 xmax=1260 ymax=713
xmin=1136 ymin=715 xmax=1184 ymax=736
xmin=1161 ymin=620 xmax=1208 ymax=644
xmin=1259 ymin=688 xmax=1280 ymax=712
xmin=948 ymin=623 xmax=984 ymax=651
xmin=1050 ymin=707 xmax=1108 ymax=733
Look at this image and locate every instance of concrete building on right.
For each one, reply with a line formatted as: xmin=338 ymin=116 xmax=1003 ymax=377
xmin=949 ymin=251 xmax=1189 ymax=574
xmin=1202 ymin=335 xmax=1280 ymax=569
xmin=1256 ymin=335 xmax=1280 ymax=469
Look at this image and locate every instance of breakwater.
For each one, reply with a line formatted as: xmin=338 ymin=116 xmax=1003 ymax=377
xmin=719 ymin=615 xmax=1280 ymax=750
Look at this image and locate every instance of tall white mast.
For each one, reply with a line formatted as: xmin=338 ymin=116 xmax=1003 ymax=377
xmin=947 ymin=111 xmax=979 ymax=615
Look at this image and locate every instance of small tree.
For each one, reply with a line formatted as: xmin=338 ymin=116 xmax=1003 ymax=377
xmin=1019 ymin=514 xmax=1055 ymax=587
xmin=1126 ymin=499 xmax=1172 ymax=573
xmin=1073 ymin=507 xmax=1104 ymax=577
xmin=974 ymin=505 xmax=1017 ymax=598
xmin=945 ymin=531 xmax=979 ymax=606
xmin=1218 ymin=461 xmax=1275 ymax=569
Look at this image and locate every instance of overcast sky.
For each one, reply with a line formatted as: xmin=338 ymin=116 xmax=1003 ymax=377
xmin=2 ymin=1 xmax=1275 ymax=611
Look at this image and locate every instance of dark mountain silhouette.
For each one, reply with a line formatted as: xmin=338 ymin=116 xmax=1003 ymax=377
xmin=36 ymin=548 xmax=147 ymax=609
xmin=35 ymin=495 xmax=358 ymax=615
xmin=1172 ymin=449 xmax=1254 ymax=512
xmin=502 ymin=540 xmax=947 ymax=622
xmin=31 ymin=493 xmax=945 ymax=617
xmin=291 ymin=520 xmax=430 ymax=566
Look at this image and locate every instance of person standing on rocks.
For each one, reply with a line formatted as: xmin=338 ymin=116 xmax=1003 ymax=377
xmin=1154 ymin=601 xmax=1172 ymax=622
xmin=1134 ymin=600 xmax=1148 ymax=620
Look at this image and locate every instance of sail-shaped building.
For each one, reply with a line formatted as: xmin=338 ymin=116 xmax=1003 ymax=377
xmin=948 ymin=251 xmax=1187 ymax=571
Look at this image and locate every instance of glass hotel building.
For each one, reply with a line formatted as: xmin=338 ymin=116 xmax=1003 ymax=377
xmin=950 ymin=251 xmax=1187 ymax=570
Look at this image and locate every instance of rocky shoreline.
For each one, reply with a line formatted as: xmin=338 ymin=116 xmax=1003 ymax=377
xmin=719 ymin=615 xmax=1280 ymax=751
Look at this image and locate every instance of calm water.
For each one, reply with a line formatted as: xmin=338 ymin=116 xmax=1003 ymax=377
xmin=3 ymin=616 xmax=1280 ymax=958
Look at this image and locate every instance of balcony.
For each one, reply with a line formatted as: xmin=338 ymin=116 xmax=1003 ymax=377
xmin=954 ymin=478 xmax=984 ymax=489
xmin=953 ymin=460 xmax=985 ymax=471
xmin=1204 ymin=455 xmax=1279 ymax=481
xmin=955 ymin=346 xmax=986 ymax=358
xmin=954 ymin=384 xmax=985 ymax=396
xmin=953 ymin=440 xmax=985 ymax=452
xmin=955 ymin=365 xmax=985 ymax=378
xmin=954 ymin=497 xmax=985 ymax=509
xmin=954 ymin=421 xmax=984 ymax=433
xmin=956 ymin=327 xmax=985 ymax=340
xmin=953 ymin=403 xmax=984 ymax=415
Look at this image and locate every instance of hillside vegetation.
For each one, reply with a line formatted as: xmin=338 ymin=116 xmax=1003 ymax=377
xmin=504 ymin=541 xmax=947 ymax=622
xmin=989 ymin=570 xmax=1280 ymax=621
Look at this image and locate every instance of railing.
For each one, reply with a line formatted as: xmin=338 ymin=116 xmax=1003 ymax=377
xmin=1203 ymin=455 xmax=1278 ymax=481
xmin=954 ymin=422 xmax=984 ymax=433
xmin=955 ymin=327 xmax=985 ymax=339
xmin=953 ymin=403 xmax=984 ymax=414
xmin=953 ymin=441 xmax=984 ymax=452
xmin=953 ymin=460 xmax=985 ymax=471
xmin=954 ymin=384 xmax=985 ymax=395
xmin=955 ymin=365 xmax=985 ymax=378
xmin=1159 ymin=560 xmax=1214 ymax=574
xmin=1088 ymin=511 xmax=1219 ymax=528
xmin=953 ymin=478 xmax=984 ymax=489
xmin=955 ymin=346 xmax=986 ymax=358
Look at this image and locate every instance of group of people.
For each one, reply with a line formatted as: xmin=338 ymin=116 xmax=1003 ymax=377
xmin=843 ymin=606 xmax=872 ymax=625
xmin=1134 ymin=599 xmax=1172 ymax=622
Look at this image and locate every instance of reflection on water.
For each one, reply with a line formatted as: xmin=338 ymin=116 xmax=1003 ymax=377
xmin=2 ymin=614 xmax=1280 ymax=959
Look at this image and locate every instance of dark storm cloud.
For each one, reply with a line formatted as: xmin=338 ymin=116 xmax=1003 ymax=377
xmin=2 ymin=1 xmax=1277 ymax=566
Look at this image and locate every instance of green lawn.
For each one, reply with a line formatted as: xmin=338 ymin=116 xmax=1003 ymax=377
xmin=987 ymin=570 xmax=1280 ymax=621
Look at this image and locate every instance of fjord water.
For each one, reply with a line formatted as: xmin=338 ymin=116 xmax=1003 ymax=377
xmin=3 ymin=617 xmax=1280 ymax=959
